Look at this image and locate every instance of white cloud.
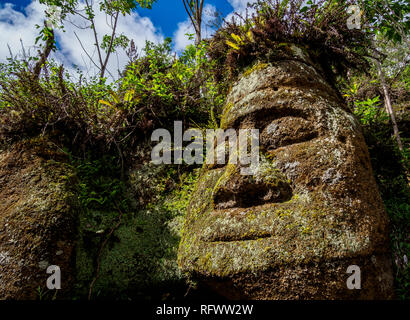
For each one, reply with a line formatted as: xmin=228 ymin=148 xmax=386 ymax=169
xmin=228 ymin=0 xmax=255 ymax=11
xmin=173 ymin=19 xmax=195 ymax=52
xmin=225 ymin=0 xmax=258 ymax=22
xmin=0 ymin=3 xmax=44 ymax=61
xmin=0 ymin=1 xmax=164 ymax=80
xmin=173 ymin=3 xmax=216 ymax=52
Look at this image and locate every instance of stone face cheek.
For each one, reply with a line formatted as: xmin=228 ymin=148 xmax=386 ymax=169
xmin=177 ymin=59 xmax=395 ymax=300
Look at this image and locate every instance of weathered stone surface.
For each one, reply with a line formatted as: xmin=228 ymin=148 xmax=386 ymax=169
xmin=73 ymin=162 xmax=188 ymax=300
xmin=178 ymin=46 xmax=395 ymax=299
xmin=0 ymin=137 xmax=189 ymax=300
xmin=0 ymin=138 xmax=78 ymax=299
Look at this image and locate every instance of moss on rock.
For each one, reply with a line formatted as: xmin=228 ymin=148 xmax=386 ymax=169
xmin=0 ymin=137 xmax=79 ymax=300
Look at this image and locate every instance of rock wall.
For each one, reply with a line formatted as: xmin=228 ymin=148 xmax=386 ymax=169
xmin=0 ymin=138 xmax=78 ymax=299
xmin=0 ymin=138 xmax=188 ymax=300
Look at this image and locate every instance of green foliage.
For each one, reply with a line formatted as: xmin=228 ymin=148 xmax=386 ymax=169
xmin=116 ymin=38 xmax=224 ymax=129
xmin=209 ymin=0 xmax=371 ymax=84
xmin=35 ymin=24 xmax=57 ymax=51
xmin=354 ymin=96 xmax=389 ymax=125
xmin=163 ymin=169 xmax=200 ymax=216
xmin=0 ymin=35 xmax=224 ymax=162
xmin=363 ymin=0 xmax=410 ymax=44
xmin=362 ymin=114 xmax=410 ymax=300
xmin=73 ymin=155 xmax=128 ymax=213
xmin=121 ymin=39 xmax=175 ymax=104
xmin=39 ymin=0 xmax=157 ymax=18
xmin=0 ymin=61 xmax=118 ymax=151
xmin=38 ymin=0 xmax=158 ymax=81
xmin=101 ymin=34 xmax=129 ymax=54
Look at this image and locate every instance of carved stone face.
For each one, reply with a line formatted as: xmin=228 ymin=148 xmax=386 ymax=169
xmin=178 ymin=46 xmax=394 ymax=299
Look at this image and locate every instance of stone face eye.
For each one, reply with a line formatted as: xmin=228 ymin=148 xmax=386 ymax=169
xmin=260 ymin=116 xmax=318 ymax=151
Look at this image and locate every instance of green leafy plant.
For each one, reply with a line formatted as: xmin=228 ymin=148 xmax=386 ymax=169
xmin=209 ymin=0 xmax=372 ymax=84
xmin=354 ymin=96 xmax=389 ymax=125
xmin=163 ymin=169 xmax=200 ymax=217
xmin=73 ymin=155 xmax=129 ymax=213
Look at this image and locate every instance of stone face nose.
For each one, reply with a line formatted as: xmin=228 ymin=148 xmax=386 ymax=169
xmin=213 ymin=164 xmax=292 ymax=209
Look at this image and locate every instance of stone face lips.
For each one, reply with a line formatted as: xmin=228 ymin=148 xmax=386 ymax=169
xmin=0 ymin=138 xmax=78 ymax=300
xmin=178 ymin=46 xmax=395 ymax=299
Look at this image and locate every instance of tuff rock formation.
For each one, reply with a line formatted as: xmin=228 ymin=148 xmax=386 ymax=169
xmin=0 ymin=138 xmax=78 ymax=299
xmin=177 ymin=45 xmax=395 ymax=299
xmin=0 ymin=138 xmax=187 ymax=300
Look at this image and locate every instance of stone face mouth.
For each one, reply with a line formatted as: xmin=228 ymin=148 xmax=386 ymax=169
xmin=198 ymin=204 xmax=280 ymax=243
xmin=204 ymin=231 xmax=273 ymax=243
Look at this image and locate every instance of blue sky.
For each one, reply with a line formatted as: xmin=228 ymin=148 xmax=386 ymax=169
xmin=0 ymin=0 xmax=254 ymax=79
xmin=6 ymin=0 xmax=235 ymax=39
xmin=138 ymin=0 xmax=234 ymax=38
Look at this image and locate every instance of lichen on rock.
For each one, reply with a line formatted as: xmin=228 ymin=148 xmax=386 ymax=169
xmin=0 ymin=137 xmax=79 ymax=299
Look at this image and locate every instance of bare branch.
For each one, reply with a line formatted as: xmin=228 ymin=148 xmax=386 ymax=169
xmin=74 ymin=31 xmax=102 ymax=71
xmin=183 ymin=0 xmax=196 ymax=31
xmin=84 ymin=0 xmax=104 ymax=69
xmin=100 ymin=9 xmax=120 ymax=80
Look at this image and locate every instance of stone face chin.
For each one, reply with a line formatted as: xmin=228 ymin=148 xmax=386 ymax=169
xmin=177 ymin=48 xmax=395 ymax=300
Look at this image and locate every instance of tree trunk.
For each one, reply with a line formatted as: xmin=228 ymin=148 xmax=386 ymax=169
xmin=195 ymin=25 xmax=202 ymax=46
xmin=33 ymin=23 xmax=55 ymax=80
xmin=375 ymin=59 xmax=404 ymax=151
xmin=183 ymin=0 xmax=204 ymax=46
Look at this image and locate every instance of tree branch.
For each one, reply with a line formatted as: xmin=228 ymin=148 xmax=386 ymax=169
xmin=84 ymin=0 xmax=104 ymax=69
xmin=74 ymin=31 xmax=102 ymax=71
xmin=183 ymin=0 xmax=196 ymax=31
xmin=100 ymin=9 xmax=120 ymax=80
xmin=33 ymin=23 xmax=55 ymax=80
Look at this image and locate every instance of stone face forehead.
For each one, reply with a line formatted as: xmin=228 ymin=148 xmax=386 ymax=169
xmin=220 ymin=60 xmax=342 ymax=130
